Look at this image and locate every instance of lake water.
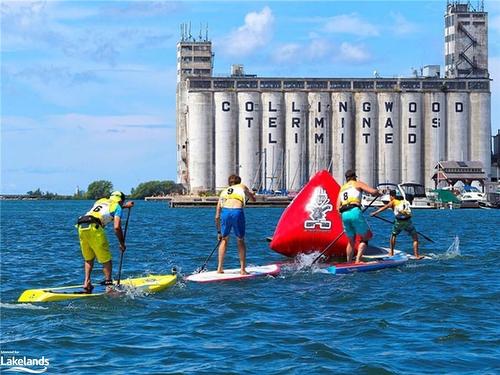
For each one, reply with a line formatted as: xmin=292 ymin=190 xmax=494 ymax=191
xmin=1 ymin=200 xmax=499 ymax=374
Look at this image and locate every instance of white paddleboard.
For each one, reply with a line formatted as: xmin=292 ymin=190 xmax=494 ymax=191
xmin=186 ymin=264 xmax=281 ymax=283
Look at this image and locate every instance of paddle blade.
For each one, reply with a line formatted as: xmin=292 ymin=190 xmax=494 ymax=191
xmin=327 ymin=266 xmax=337 ymax=274
xmin=269 ymin=170 xmax=348 ymax=258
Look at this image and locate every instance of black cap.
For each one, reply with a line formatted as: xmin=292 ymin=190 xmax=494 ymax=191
xmin=345 ymin=169 xmax=357 ymax=179
xmin=389 ymin=189 xmax=397 ymax=197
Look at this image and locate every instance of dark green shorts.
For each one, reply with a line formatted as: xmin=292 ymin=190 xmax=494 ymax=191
xmin=392 ymin=219 xmax=417 ymax=237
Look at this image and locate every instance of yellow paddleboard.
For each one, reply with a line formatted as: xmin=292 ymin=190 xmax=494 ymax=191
xmin=18 ymin=274 xmax=177 ymax=303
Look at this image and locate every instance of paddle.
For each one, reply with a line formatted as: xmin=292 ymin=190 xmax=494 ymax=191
xmin=116 ymin=206 xmax=132 ymax=286
xmin=196 ymin=238 xmax=222 ymax=273
xmin=371 ymin=214 xmax=434 ymax=243
xmin=312 ymin=194 xmax=380 ymax=264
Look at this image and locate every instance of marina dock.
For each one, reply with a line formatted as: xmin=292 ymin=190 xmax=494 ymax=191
xmin=145 ymin=195 xmax=293 ymax=208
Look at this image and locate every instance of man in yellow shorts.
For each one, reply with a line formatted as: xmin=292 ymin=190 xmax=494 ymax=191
xmin=76 ymin=191 xmax=134 ymax=292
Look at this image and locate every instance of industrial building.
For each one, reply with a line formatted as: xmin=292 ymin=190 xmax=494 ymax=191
xmin=176 ymin=1 xmax=491 ymax=193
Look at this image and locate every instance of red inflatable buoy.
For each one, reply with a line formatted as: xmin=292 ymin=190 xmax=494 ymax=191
xmin=269 ymin=170 xmax=350 ymax=258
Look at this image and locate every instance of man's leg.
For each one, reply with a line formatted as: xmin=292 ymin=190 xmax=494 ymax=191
xmin=346 ymin=238 xmax=355 ymax=263
xmin=217 ymin=237 xmax=228 ymax=273
xmin=84 ymin=259 xmax=94 ymax=289
xmin=236 ymin=238 xmax=248 ymax=274
xmin=390 ymin=235 xmax=396 ymax=256
xmin=102 ymin=260 xmax=112 ymax=282
xmin=355 ymin=240 xmax=367 ymax=263
xmin=412 ymin=233 xmax=420 ymax=258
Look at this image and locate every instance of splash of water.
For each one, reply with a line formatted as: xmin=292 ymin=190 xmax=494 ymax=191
xmin=444 ymin=235 xmax=461 ymax=258
xmin=293 ymin=253 xmax=321 ymax=271
xmin=426 ymin=236 xmax=461 ymax=260
xmin=1 ymin=302 xmax=48 ymax=310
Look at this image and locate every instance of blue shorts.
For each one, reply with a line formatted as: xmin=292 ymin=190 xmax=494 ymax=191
xmin=221 ymin=208 xmax=245 ymax=239
xmin=341 ymin=207 xmax=371 ymax=240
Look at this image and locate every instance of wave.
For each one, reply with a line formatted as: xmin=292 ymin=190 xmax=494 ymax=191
xmin=0 ymin=303 xmax=48 ymax=310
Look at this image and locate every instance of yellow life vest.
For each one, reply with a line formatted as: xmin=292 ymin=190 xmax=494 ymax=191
xmin=339 ymin=181 xmax=362 ymax=208
xmin=220 ymin=184 xmax=246 ymax=205
xmin=86 ymin=198 xmax=120 ymax=226
xmin=393 ymin=199 xmax=412 ymax=220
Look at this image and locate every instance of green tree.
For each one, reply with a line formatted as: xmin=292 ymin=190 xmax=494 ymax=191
xmin=86 ymin=180 xmax=113 ymax=200
xmin=27 ymin=188 xmax=43 ymax=197
xmin=130 ymin=180 xmax=184 ymax=199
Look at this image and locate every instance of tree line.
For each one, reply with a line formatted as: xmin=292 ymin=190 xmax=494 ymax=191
xmin=26 ymin=180 xmax=185 ymax=200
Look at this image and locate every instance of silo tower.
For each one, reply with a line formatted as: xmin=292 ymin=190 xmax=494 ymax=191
xmin=445 ymin=0 xmax=488 ymax=78
xmin=176 ymin=23 xmax=213 ymax=187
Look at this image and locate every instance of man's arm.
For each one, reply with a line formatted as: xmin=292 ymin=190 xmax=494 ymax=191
xmin=336 ymin=192 xmax=341 ymax=211
xmin=358 ymin=182 xmax=380 ymax=196
xmin=371 ymin=201 xmax=392 ymax=217
xmin=244 ymin=185 xmax=256 ymax=202
xmin=215 ymin=200 xmax=222 ymax=237
xmin=113 ymin=215 xmax=126 ymax=251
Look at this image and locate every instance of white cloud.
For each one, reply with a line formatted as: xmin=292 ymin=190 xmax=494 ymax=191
xmin=274 ymin=43 xmax=301 ymax=63
xmin=220 ymin=6 xmax=274 ymax=57
xmin=338 ymin=42 xmax=371 ymax=63
xmin=389 ymin=12 xmax=419 ymax=35
xmin=272 ymin=37 xmax=334 ymax=64
xmin=323 ymin=14 xmax=379 ymax=37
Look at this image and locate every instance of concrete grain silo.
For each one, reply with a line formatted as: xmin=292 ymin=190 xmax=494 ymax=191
xmin=447 ymin=92 xmax=469 ymax=161
xmin=423 ymin=92 xmax=446 ymax=187
xmin=401 ymin=92 xmax=423 ymax=183
xmin=377 ymin=92 xmax=401 ymax=184
xmin=214 ymin=92 xmax=237 ymax=190
xmin=238 ymin=92 xmax=262 ymax=190
xmin=262 ymin=92 xmax=285 ymax=192
xmin=470 ymin=91 xmax=491 ymax=177
xmin=308 ymin=92 xmax=331 ymax=177
xmin=285 ymin=92 xmax=308 ymax=191
xmin=187 ymin=92 xmax=214 ymax=192
xmin=354 ymin=92 xmax=377 ymax=187
xmin=331 ymin=92 xmax=354 ymax=184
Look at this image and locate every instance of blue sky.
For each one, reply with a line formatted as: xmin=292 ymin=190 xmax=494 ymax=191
xmin=1 ymin=0 xmax=499 ymax=195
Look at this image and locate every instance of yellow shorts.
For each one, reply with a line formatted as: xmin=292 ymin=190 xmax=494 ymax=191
xmin=77 ymin=224 xmax=111 ymax=264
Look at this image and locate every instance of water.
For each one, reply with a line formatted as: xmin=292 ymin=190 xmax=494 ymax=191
xmin=1 ymin=201 xmax=499 ymax=374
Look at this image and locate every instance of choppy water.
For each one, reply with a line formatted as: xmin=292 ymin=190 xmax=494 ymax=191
xmin=1 ymin=201 xmax=499 ymax=374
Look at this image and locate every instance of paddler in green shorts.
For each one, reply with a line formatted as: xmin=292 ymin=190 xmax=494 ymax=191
xmin=371 ymin=190 xmax=424 ymax=259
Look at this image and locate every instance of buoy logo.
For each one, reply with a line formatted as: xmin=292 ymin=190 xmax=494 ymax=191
xmin=304 ymin=187 xmax=333 ymax=230
xmin=0 ymin=351 xmax=49 ymax=374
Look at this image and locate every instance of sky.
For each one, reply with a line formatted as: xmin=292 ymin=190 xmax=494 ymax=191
xmin=1 ymin=0 xmax=500 ymax=195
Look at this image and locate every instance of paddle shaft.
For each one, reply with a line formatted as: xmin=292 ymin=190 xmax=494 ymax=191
xmin=312 ymin=194 xmax=379 ymax=264
xmin=371 ymin=214 xmax=434 ymax=243
xmin=199 ymin=238 xmax=222 ymax=272
xmin=116 ymin=207 xmax=131 ymax=285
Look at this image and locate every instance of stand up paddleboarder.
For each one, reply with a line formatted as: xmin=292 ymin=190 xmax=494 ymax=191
xmin=337 ymin=170 xmax=380 ymax=263
xmin=76 ymin=191 xmax=134 ymax=292
xmin=215 ymin=175 xmax=256 ymax=275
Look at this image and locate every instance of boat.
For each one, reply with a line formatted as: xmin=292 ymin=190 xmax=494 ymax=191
xmin=458 ymin=185 xmax=488 ymax=208
xmin=432 ymin=188 xmax=462 ymax=209
xmin=361 ymin=182 xmax=436 ymax=209
xmin=398 ymin=183 xmax=436 ymax=209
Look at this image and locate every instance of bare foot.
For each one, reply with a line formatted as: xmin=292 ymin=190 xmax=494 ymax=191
xmin=355 ymin=260 xmax=364 ymax=264
xmin=240 ymin=270 xmax=249 ymax=275
xmin=414 ymin=255 xmax=425 ymax=260
xmin=82 ymin=284 xmax=93 ymax=294
xmin=217 ymin=270 xmax=224 ymax=274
